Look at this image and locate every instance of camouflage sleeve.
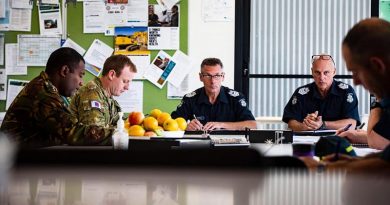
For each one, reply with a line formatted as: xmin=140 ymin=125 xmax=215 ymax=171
xmin=68 ymin=90 xmax=114 ymax=145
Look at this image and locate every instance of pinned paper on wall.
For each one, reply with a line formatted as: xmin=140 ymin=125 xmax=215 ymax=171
xmin=83 ymin=1 xmax=105 ymax=33
xmin=167 ymin=76 xmax=190 ymax=99
xmin=202 ymin=0 xmax=234 ymax=22
xmin=62 ymin=38 xmax=86 ymax=56
xmin=9 ymin=8 xmax=32 ymax=31
xmin=113 ymin=81 xmax=143 ymax=113
xmin=104 ymin=3 xmax=128 ymax=36
xmin=6 ymin=79 xmax=29 ymax=110
xmin=127 ymin=55 xmax=150 ymax=79
xmin=84 ymin=39 xmax=114 ymax=76
xmin=144 ymin=50 xmax=192 ymax=89
xmin=17 ymin=35 xmax=61 ymax=66
xmin=0 ymin=34 xmax=4 ymax=66
xmin=0 ymin=0 xmax=10 ymax=31
xmin=38 ymin=3 xmax=62 ymax=35
xmin=6 ymin=44 xmax=27 ymax=75
xmin=0 ymin=69 xmax=6 ymax=100
xmin=10 ymin=0 xmax=33 ymax=9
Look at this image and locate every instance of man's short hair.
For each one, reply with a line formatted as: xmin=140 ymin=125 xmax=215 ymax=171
xmin=101 ymin=55 xmax=137 ymax=77
xmin=343 ymin=18 xmax=390 ymax=67
xmin=45 ymin=47 xmax=85 ymax=75
xmin=201 ymin=58 xmax=223 ymax=69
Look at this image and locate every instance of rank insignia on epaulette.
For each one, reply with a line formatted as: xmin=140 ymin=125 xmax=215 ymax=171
xmin=185 ymin=91 xmax=196 ymax=98
xmin=298 ymin=87 xmax=309 ymax=95
xmin=91 ymin=100 xmax=102 ymax=109
xmin=338 ymin=83 xmax=349 ymax=89
xmin=228 ymin=90 xmax=239 ymax=97
xmin=239 ymin=99 xmax=247 ymax=107
xmin=347 ymin=93 xmax=354 ymax=103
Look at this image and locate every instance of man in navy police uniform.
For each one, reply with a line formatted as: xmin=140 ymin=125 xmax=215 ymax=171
xmin=282 ymin=54 xmax=360 ymax=131
xmin=171 ymin=58 xmax=257 ymax=131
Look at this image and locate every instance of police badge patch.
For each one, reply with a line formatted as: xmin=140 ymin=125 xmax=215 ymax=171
xmin=292 ymin=96 xmax=298 ymax=105
xmin=185 ymin=91 xmax=196 ymax=98
xmin=228 ymin=90 xmax=239 ymax=97
xmin=298 ymin=87 xmax=309 ymax=95
xmin=239 ymin=99 xmax=247 ymax=107
xmin=347 ymin=93 xmax=354 ymax=103
xmin=338 ymin=83 xmax=349 ymax=89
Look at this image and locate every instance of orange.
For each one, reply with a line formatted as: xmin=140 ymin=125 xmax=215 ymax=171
xmin=143 ymin=116 xmax=158 ymax=131
xmin=150 ymin=109 xmax=162 ymax=119
xmin=124 ymin=120 xmax=131 ymax=130
xmin=128 ymin=125 xmax=145 ymax=136
xmin=163 ymin=118 xmax=179 ymax=131
xmin=157 ymin=112 xmax=171 ymax=126
xmin=175 ymin=117 xmax=187 ymax=131
xmin=144 ymin=131 xmax=157 ymax=137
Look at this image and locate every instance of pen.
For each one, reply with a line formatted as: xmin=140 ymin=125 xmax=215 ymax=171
xmin=357 ymin=122 xmax=365 ymax=130
xmin=193 ymin=114 xmax=197 ymax=120
xmin=342 ymin=123 xmax=352 ymax=132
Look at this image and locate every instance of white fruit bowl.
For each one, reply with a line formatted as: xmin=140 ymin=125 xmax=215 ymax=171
xmin=162 ymin=131 xmax=185 ymax=138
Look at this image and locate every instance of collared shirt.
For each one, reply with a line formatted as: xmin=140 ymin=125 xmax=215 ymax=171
xmin=373 ymin=97 xmax=390 ymax=141
xmin=282 ymin=80 xmax=360 ymax=126
xmin=0 ymin=71 xmax=75 ymax=148
xmin=171 ymin=86 xmax=255 ymax=125
xmin=69 ymin=77 xmax=121 ymax=145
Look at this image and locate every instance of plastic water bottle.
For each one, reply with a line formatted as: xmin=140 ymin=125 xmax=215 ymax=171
xmin=112 ymin=112 xmax=128 ymax=150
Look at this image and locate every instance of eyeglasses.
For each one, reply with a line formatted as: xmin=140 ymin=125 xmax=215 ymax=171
xmin=200 ymin=73 xmax=225 ymax=80
xmin=311 ymin=55 xmax=335 ymax=66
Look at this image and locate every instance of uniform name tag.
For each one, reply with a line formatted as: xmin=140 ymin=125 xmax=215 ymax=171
xmin=91 ymin=100 xmax=102 ymax=109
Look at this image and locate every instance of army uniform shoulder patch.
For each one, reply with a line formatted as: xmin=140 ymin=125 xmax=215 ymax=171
xmin=228 ymin=90 xmax=240 ymax=97
xmin=347 ymin=93 xmax=354 ymax=103
xmin=298 ymin=87 xmax=309 ymax=95
xmin=338 ymin=83 xmax=349 ymax=90
xmin=185 ymin=91 xmax=197 ymax=98
xmin=91 ymin=100 xmax=102 ymax=109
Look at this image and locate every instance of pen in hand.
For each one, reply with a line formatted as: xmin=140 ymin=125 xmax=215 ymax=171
xmin=342 ymin=123 xmax=352 ymax=132
xmin=357 ymin=122 xmax=365 ymax=130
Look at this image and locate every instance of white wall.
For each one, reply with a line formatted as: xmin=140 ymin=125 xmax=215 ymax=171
xmin=187 ymin=0 xmax=235 ymax=91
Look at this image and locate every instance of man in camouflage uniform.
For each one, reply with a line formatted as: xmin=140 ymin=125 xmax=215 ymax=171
xmin=0 ymin=47 xmax=85 ymax=148
xmin=171 ymin=58 xmax=256 ymax=131
xmin=69 ymin=55 xmax=137 ymax=145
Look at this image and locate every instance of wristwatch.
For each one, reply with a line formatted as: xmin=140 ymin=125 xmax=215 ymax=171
xmin=370 ymin=101 xmax=382 ymax=110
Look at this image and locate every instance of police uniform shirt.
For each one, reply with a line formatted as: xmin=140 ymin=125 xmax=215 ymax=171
xmin=282 ymin=80 xmax=360 ymax=125
xmin=171 ymin=86 xmax=255 ymax=125
xmin=373 ymin=98 xmax=390 ymax=141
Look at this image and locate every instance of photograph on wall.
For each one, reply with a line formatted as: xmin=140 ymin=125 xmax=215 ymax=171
xmin=114 ymin=26 xmax=149 ymax=55
xmin=148 ymin=4 xmax=179 ymax=27
xmin=143 ymin=50 xmax=174 ymax=89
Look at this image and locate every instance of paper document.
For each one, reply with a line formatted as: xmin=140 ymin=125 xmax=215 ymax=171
xmin=83 ymin=1 xmax=105 ymax=33
xmin=114 ymin=26 xmax=149 ymax=55
xmin=84 ymin=39 xmax=114 ymax=76
xmin=202 ymin=0 xmax=234 ymax=22
xmin=9 ymin=8 xmax=32 ymax=31
xmin=104 ymin=3 xmax=128 ymax=36
xmin=0 ymin=0 xmax=10 ymax=30
xmin=167 ymin=76 xmax=190 ymax=99
xmin=5 ymin=44 xmax=27 ymax=75
xmin=17 ymin=35 xmax=61 ymax=66
xmin=113 ymin=81 xmax=143 ymax=113
xmin=0 ymin=34 xmax=3 ymax=65
xmin=0 ymin=69 xmax=6 ymax=100
xmin=148 ymin=27 xmax=179 ymax=50
xmin=10 ymin=0 xmax=33 ymax=9
xmin=62 ymin=38 xmax=86 ymax=56
xmin=127 ymin=55 xmax=150 ymax=79
xmin=126 ymin=0 xmax=148 ymax=27
xmin=165 ymin=50 xmax=193 ymax=87
xmin=38 ymin=3 xmax=62 ymax=35
xmin=6 ymin=79 xmax=29 ymax=110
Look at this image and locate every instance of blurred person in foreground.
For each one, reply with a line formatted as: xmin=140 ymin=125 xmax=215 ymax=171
xmin=301 ymin=18 xmax=390 ymax=171
xmin=282 ymin=53 xmax=360 ymax=131
xmin=69 ymin=55 xmax=137 ymax=145
xmin=0 ymin=47 xmax=85 ymax=148
xmin=171 ymin=58 xmax=257 ymax=131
